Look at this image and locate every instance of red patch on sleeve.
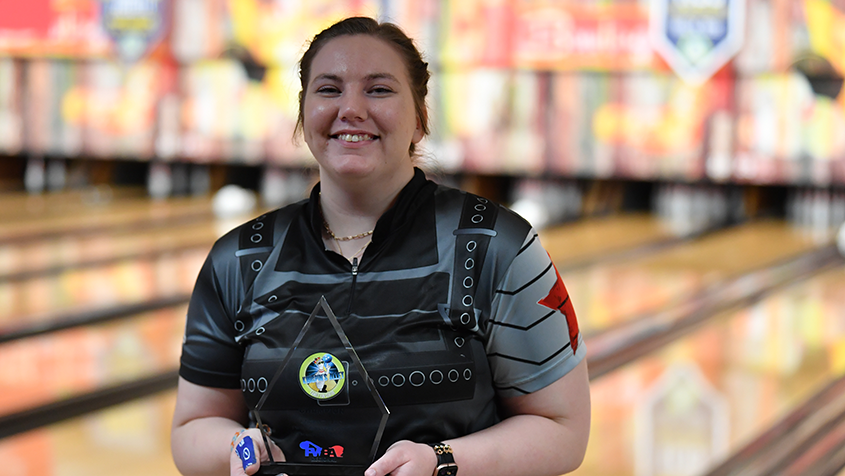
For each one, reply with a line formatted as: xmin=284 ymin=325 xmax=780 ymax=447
xmin=537 ymin=258 xmax=580 ymax=352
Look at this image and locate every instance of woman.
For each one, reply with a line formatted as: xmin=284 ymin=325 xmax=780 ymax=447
xmin=171 ymin=16 xmax=590 ymax=476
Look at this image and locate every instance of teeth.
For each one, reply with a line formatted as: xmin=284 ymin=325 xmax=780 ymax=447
xmin=338 ymin=133 xmax=373 ymax=142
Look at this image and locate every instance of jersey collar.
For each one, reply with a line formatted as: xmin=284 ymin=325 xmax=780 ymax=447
xmin=306 ymin=167 xmax=436 ymax=247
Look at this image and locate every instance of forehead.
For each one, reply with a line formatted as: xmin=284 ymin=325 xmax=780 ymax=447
xmin=308 ymin=35 xmax=409 ymax=83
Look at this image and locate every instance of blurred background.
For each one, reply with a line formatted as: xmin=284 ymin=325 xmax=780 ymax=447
xmin=1 ymin=1 xmax=845 ymax=475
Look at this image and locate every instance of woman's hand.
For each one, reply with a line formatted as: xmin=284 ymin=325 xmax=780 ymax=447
xmin=365 ymin=440 xmax=436 ymax=476
xmin=230 ymin=428 xmax=285 ymax=476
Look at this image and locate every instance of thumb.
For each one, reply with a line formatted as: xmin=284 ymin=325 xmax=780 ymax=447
xmin=231 ymin=430 xmax=286 ymax=476
xmin=229 ymin=436 xmax=259 ymax=476
xmin=232 ymin=435 xmax=260 ymax=475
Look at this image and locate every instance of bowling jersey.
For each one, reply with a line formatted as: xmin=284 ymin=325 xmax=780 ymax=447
xmin=179 ymin=168 xmax=585 ymax=464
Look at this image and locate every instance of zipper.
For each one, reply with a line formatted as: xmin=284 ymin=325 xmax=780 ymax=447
xmin=346 ymin=257 xmax=359 ymax=316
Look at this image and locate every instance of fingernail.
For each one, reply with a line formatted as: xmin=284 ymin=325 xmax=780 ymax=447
xmin=236 ymin=436 xmax=258 ymax=470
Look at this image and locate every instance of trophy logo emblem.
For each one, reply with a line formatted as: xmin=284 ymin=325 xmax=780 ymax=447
xmin=300 ymin=353 xmax=346 ymax=400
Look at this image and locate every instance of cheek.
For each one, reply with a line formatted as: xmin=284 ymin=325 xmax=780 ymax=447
xmin=375 ymin=101 xmax=418 ymax=134
xmin=303 ymin=100 xmax=332 ymax=135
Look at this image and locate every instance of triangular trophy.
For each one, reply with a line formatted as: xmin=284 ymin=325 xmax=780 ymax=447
xmin=252 ymin=296 xmax=390 ymax=476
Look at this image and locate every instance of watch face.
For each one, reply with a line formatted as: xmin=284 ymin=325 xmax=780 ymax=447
xmin=436 ymin=463 xmax=458 ymax=476
xmin=437 ymin=465 xmax=458 ymax=476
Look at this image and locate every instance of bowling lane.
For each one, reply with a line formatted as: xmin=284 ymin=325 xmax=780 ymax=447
xmin=0 ymin=187 xmax=146 ymax=221
xmin=0 ymin=219 xmax=220 ymax=279
xmin=538 ymin=213 xmax=675 ymax=268
xmin=0 ymin=193 xmax=215 ymax=242
xmin=574 ymin=264 xmax=845 ymax=476
xmin=0 ymin=306 xmax=185 ymax=417
xmin=0 ymin=390 xmax=181 ymax=476
xmin=562 ymin=220 xmax=825 ymax=335
xmin=0 ymin=245 xmax=204 ymax=328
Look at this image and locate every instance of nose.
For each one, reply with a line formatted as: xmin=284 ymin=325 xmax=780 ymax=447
xmin=338 ymin=90 xmax=367 ymax=122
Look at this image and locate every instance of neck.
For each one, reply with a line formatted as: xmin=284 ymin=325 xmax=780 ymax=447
xmin=318 ymin=166 xmax=414 ymax=236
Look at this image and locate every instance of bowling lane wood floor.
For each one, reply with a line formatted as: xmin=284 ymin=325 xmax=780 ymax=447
xmin=573 ymin=265 xmax=845 ymax=476
xmin=1 ymin=192 xmax=842 ymax=476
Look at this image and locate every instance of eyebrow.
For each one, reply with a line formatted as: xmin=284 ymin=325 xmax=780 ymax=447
xmin=312 ymin=72 xmax=401 ymax=84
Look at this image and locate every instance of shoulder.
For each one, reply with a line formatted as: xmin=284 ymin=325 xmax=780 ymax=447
xmin=206 ymin=199 xmax=308 ymax=270
xmin=434 ymin=184 xmax=534 ymax=250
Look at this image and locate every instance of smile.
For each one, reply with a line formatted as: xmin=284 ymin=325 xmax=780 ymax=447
xmin=332 ymin=133 xmax=378 ymax=142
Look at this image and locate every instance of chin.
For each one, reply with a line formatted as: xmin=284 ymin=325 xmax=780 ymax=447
xmin=324 ymin=160 xmax=379 ymax=179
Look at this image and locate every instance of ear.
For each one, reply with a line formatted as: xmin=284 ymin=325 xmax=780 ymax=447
xmin=412 ymin=114 xmax=425 ymax=144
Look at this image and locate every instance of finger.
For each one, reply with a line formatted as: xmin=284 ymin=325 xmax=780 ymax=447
xmin=366 ymin=442 xmax=415 ymax=476
xmin=366 ymin=452 xmax=401 ymax=476
xmin=267 ymin=438 xmax=284 ymax=462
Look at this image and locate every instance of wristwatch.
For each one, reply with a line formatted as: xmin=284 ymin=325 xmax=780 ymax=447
xmin=428 ymin=443 xmax=458 ymax=476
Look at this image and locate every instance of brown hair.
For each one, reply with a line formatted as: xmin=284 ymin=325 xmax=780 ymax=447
xmin=294 ymin=17 xmax=431 ymax=156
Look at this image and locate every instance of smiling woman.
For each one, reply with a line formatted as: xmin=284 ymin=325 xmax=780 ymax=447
xmin=170 ymin=16 xmax=590 ymax=476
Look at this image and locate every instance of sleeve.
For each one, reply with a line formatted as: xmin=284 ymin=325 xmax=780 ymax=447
xmin=485 ymin=230 xmax=586 ymax=398
xmin=178 ymin=233 xmax=246 ymax=389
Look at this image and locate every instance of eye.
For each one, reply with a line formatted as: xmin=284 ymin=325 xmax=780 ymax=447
xmin=369 ymin=86 xmax=394 ymax=95
xmin=315 ymin=85 xmax=341 ymax=95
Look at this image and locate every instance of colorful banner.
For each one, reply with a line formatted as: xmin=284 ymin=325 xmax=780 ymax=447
xmin=441 ymin=1 xmax=662 ymax=71
xmin=100 ymin=0 xmax=169 ymax=63
xmin=0 ymin=0 xmax=111 ymax=58
xmin=512 ymin=2 xmax=661 ymax=71
xmin=650 ymin=0 xmax=746 ymax=85
xmin=439 ymin=0 xmax=513 ymax=69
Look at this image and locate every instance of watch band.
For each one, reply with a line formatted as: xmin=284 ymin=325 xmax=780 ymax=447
xmin=428 ymin=443 xmax=458 ymax=476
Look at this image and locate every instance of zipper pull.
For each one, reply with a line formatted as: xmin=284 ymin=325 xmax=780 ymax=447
xmin=351 ymin=257 xmax=358 ymax=276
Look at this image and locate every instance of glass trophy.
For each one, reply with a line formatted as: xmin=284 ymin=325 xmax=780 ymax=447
xmin=252 ymin=296 xmax=390 ymax=476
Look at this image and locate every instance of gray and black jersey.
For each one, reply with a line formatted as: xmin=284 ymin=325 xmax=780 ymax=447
xmin=179 ymin=168 xmax=585 ymax=464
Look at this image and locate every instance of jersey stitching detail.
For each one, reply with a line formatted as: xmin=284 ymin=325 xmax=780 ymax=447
xmin=494 ymin=261 xmax=554 ymax=296
xmin=493 ymin=384 xmax=531 ymax=395
xmin=488 ymin=309 xmax=555 ymax=330
xmin=486 ymin=341 xmax=571 ymax=365
xmin=515 ymin=233 xmax=538 ymax=256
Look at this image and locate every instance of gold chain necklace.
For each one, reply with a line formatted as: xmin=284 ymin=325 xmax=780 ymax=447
xmin=319 ymin=192 xmax=375 ymax=242
xmin=322 ymin=220 xmax=374 ymax=242
xmin=322 ymin=219 xmax=373 ymax=260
